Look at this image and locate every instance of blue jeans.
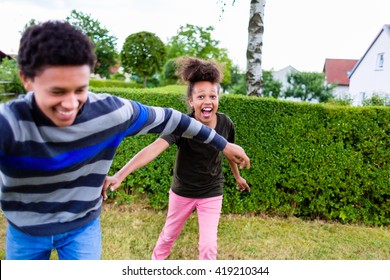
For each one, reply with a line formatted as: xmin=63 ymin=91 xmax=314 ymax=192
xmin=6 ymin=218 xmax=102 ymax=260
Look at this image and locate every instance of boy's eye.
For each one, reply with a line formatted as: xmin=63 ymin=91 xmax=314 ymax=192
xmin=51 ymin=91 xmax=65 ymax=95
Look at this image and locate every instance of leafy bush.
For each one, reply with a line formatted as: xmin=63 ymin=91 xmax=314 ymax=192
xmin=0 ymin=59 xmax=25 ymax=96
xmin=363 ymin=93 xmax=390 ymax=106
xmin=96 ymin=86 xmax=390 ymax=225
xmin=89 ymin=79 xmax=142 ymax=89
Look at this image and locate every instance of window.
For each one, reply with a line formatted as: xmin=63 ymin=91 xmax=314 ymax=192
xmin=376 ymin=53 xmax=384 ymax=70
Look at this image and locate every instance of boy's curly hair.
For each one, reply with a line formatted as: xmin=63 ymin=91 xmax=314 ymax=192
xmin=18 ymin=20 xmax=96 ymax=79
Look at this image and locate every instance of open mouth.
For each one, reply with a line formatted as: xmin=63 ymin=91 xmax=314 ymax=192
xmin=201 ymin=107 xmax=213 ymax=118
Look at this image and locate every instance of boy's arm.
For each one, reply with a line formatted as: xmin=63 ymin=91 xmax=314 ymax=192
xmin=132 ymin=103 xmax=250 ymax=169
xmin=102 ymin=138 xmax=169 ymax=200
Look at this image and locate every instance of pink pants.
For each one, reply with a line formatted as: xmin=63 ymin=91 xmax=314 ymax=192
xmin=152 ymin=189 xmax=223 ymax=260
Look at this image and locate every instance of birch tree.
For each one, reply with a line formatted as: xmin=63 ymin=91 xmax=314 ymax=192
xmin=218 ymin=0 xmax=266 ymax=96
xmin=246 ymin=0 xmax=266 ymax=96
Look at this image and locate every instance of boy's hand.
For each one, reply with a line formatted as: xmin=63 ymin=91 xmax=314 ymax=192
xmin=223 ymin=143 xmax=250 ymax=169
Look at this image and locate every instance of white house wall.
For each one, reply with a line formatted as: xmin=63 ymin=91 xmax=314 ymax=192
xmin=349 ymin=28 xmax=390 ymax=105
xmin=333 ymin=85 xmax=350 ymax=99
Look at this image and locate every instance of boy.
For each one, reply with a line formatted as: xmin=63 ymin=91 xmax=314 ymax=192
xmin=0 ymin=20 xmax=249 ymax=260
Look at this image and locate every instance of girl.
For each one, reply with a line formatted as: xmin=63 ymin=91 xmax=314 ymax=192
xmin=103 ymin=57 xmax=250 ymax=260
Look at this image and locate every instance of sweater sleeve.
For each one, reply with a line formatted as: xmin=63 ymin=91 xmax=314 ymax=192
xmin=131 ymin=102 xmax=228 ymax=151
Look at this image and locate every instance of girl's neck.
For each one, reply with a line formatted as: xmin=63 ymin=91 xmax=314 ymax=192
xmin=197 ymin=115 xmax=217 ymax=129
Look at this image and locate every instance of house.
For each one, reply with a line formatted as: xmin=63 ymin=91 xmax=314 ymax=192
xmin=272 ymin=65 xmax=299 ymax=91
xmin=0 ymin=50 xmax=13 ymax=63
xmin=348 ymin=24 xmax=390 ymax=105
xmin=272 ymin=65 xmax=306 ymax=102
xmin=323 ymin=58 xmax=358 ymax=99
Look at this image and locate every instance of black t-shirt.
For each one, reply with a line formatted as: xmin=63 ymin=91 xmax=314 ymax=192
xmin=161 ymin=112 xmax=235 ymax=198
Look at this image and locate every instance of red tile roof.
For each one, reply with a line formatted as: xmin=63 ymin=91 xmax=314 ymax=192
xmin=323 ymin=58 xmax=358 ymax=86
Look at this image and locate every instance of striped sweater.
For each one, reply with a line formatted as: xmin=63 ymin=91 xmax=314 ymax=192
xmin=0 ymin=92 xmax=227 ymax=236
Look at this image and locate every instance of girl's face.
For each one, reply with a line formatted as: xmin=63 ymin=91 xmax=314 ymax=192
xmin=189 ymin=81 xmax=219 ymax=128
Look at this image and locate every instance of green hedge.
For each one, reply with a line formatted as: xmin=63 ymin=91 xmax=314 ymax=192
xmin=94 ymin=86 xmax=390 ymax=226
xmin=89 ymin=79 xmax=142 ymax=89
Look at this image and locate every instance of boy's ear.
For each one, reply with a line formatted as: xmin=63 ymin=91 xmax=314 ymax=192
xmin=19 ymin=71 xmax=32 ymax=91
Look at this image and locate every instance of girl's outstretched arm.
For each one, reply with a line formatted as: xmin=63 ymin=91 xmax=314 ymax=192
xmin=102 ymin=138 xmax=170 ymax=200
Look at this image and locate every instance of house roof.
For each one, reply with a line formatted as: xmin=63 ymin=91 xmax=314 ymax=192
xmin=323 ymin=58 xmax=358 ymax=86
xmin=0 ymin=50 xmax=13 ymax=60
xmin=348 ymin=24 xmax=390 ymax=78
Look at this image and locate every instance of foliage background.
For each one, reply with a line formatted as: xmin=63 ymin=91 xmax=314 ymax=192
xmin=91 ymin=85 xmax=390 ymax=226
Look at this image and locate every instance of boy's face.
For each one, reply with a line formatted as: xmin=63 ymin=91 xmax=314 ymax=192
xmin=189 ymin=81 xmax=219 ymax=127
xmin=20 ymin=65 xmax=90 ymax=127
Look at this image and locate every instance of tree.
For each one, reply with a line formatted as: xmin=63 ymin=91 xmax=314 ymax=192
xmin=246 ymin=0 xmax=266 ymax=96
xmin=20 ymin=19 xmax=38 ymax=35
xmin=121 ymin=31 xmax=166 ymax=88
xmin=166 ymin=24 xmax=221 ymax=60
xmin=218 ymin=0 xmax=266 ymax=96
xmin=284 ymin=72 xmax=334 ymax=103
xmin=66 ymin=10 xmax=118 ymax=79
xmin=161 ymin=59 xmax=179 ymax=86
xmin=227 ymin=69 xmax=281 ymax=97
xmin=262 ymin=70 xmax=282 ymax=98
xmin=166 ymin=24 xmax=233 ymax=88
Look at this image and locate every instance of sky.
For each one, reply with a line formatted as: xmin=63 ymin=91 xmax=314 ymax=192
xmin=0 ymin=0 xmax=389 ymax=72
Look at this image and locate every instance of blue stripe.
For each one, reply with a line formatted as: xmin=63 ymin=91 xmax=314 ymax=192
xmin=148 ymin=108 xmax=172 ymax=134
xmin=0 ymin=102 xmax=149 ymax=171
xmin=1 ymin=133 xmax=125 ymax=171
xmin=170 ymin=114 xmax=191 ymax=136
xmin=125 ymin=102 xmax=149 ymax=136
xmin=9 ymin=208 xmax=101 ymax=236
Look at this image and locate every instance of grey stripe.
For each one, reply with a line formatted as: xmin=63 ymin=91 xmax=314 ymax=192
xmin=181 ymin=117 xmax=202 ymax=139
xmin=2 ymin=160 xmax=112 ymax=187
xmin=15 ymin=104 xmax=132 ymax=143
xmin=161 ymin=109 xmax=182 ymax=135
xmin=136 ymin=106 xmax=166 ymax=135
xmin=1 ymin=186 xmax=102 ymax=204
xmin=5 ymin=198 xmax=102 ymax=227
xmin=204 ymin=128 xmax=216 ymax=144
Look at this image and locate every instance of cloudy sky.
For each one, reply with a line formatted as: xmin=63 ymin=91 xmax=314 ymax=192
xmin=0 ymin=0 xmax=389 ymax=72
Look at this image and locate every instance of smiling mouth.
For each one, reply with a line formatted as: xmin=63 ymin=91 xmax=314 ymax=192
xmin=201 ymin=107 xmax=213 ymax=117
xmin=58 ymin=110 xmax=74 ymax=116
xmin=56 ymin=109 xmax=77 ymax=121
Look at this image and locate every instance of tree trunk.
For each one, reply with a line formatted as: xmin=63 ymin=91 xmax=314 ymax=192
xmin=143 ymin=75 xmax=147 ymax=88
xmin=246 ymin=0 xmax=265 ymax=96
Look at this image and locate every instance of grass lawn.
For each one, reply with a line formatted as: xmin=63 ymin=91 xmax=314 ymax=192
xmin=1 ymin=202 xmax=389 ymax=260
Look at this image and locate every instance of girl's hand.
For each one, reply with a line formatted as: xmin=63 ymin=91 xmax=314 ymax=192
xmin=236 ymin=176 xmax=250 ymax=192
xmin=101 ymin=175 xmax=122 ymax=200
